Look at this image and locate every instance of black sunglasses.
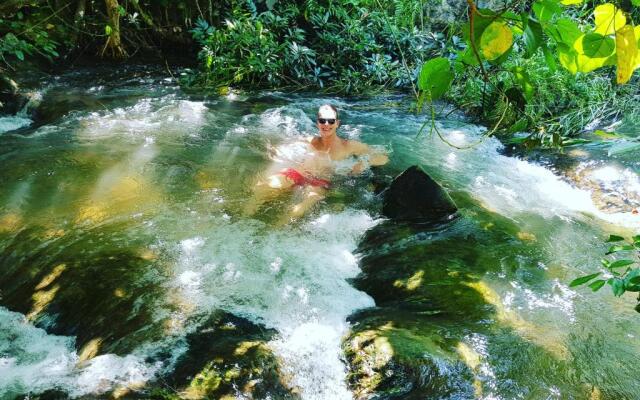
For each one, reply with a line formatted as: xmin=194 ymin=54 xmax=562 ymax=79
xmin=317 ymin=118 xmax=336 ymax=125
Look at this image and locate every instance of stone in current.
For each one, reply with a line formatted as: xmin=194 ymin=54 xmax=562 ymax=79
xmin=382 ymin=165 xmax=457 ymax=221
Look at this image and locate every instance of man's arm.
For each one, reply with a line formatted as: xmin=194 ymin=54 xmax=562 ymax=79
xmin=349 ymin=141 xmax=388 ymax=174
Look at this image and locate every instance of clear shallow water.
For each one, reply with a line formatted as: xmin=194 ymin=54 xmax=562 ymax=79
xmin=1 ymin=67 xmax=639 ymax=399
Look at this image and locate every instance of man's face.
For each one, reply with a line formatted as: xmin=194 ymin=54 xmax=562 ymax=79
xmin=317 ymin=108 xmax=339 ymax=138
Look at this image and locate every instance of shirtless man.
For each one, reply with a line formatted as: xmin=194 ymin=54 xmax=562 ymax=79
xmin=244 ymin=104 xmax=388 ymax=220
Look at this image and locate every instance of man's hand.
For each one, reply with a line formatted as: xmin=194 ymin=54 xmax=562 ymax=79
xmin=369 ymin=152 xmax=388 ymax=166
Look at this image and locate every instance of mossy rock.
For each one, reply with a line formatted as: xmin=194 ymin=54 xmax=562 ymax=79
xmin=343 ymin=307 xmax=476 ymax=400
xmin=343 ymin=207 xmax=528 ymax=399
xmin=144 ymin=311 xmax=297 ymax=400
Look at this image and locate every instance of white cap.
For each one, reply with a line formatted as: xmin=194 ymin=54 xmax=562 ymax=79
xmin=318 ymin=105 xmax=337 ymax=119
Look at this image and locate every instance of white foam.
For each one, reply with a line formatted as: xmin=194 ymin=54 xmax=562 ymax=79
xmin=271 ymin=322 xmax=353 ymax=400
xmin=234 ymin=106 xmax=316 ymax=139
xmin=0 ymin=116 xmax=31 ymax=133
xmin=78 ymin=97 xmax=208 ymax=140
xmin=0 ymin=307 xmax=159 ymax=398
xmin=403 ymin=126 xmax=640 ymax=229
xmin=168 ymin=209 xmax=378 ymax=398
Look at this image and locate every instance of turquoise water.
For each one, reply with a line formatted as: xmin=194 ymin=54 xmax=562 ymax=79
xmin=0 ymin=66 xmax=639 ymax=399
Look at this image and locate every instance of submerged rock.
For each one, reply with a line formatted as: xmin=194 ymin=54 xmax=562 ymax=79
xmin=343 ymin=220 xmax=489 ymax=399
xmin=344 ymin=192 xmax=602 ymax=399
xmin=382 ymin=165 xmax=457 ymax=221
xmin=145 ymin=311 xmax=297 ymax=400
xmin=344 ymin=308 xmax=476 ymax=400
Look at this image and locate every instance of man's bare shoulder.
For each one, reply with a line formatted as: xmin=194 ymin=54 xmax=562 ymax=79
xmin=310 ymin=136 xmax=323 ymax=150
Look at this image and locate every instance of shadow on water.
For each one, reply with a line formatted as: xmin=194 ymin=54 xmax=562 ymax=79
xmin=344 ymin=192 xmax=634 ymax=400
xmin=0 ymin=221 xmax=298 ymax=399
xmin=0 ymin=221 xmax=171 ymax=356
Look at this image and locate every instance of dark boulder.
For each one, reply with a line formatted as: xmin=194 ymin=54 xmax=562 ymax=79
xmin=382 ymin=165 xmax=457 ymax=221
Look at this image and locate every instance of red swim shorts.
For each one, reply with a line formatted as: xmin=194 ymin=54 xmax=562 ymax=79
xmin=280 ymin=168 xmax=330 ymax=189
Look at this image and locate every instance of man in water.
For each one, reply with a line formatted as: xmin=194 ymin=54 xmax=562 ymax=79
xmin=245 ymin=104 xmax=388 ymax=220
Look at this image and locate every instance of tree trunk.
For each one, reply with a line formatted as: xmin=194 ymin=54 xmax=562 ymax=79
xmin=101 ymin=0 xmax=127 ymax=59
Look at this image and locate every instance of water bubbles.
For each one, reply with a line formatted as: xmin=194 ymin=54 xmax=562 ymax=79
xmin=0 ymin=307 xmax=157 ymax=398
xmin=270 ymin=257 xmax=283 ymax=273
xmin=180 ymin=237 xmax=205 ymax=253
xmin=223 ymin=263 xmax=241 ymax=281
xmin=270 ymin=322 xmax=353 ymax=400
xmin=0 ymin=116 xmax=32 ymax=133
xmin=177 ymin=270 xmax=201 ymax=288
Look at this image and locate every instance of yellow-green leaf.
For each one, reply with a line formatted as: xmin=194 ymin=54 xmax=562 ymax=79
xmin=561 ymin=0 xmax=583 ymax=5
xmin=616 ymin=25 xmax=638 ymax=84
xmin=558 ymin=46 xmax=578 ymax=74
xmin=594 ymin=3 xmax=626 ymax=35
xmin=480 ymin=21 xmax=514 ymax=61
xmin=635 ymin=26 xmax=640 ymax=69
xmin=576 ymin=53 xmax=614 ymax=72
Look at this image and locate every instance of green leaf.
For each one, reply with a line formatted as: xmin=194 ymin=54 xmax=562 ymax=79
xmin=15 ymin=50 xmax=24 ymax=61
xmin=508 ymin=118 xmax=528 ymax=133
xmin=456 ymin=48 xmax=479 ymax=67
xmin=105 ymin=25 xmax=113 ymax=36
xmin=606 ymin=244 xmax=635 ymax=254
xmin=511 ymin=66 xmax=534 ymax=101
xmin=625 ymin=269 xmax=640 ymax=285
xmin=570 ymin=272 xmax=601 ymax=287
xmin=266 ymin=0 xmax=277 ymax=10
xmin=463 ymin=9 xmax=497 ymax=45
xmin=561 ymin=138 xmax=591 ymax=146
xmin=607 ymin=234 xmax=625 ymax=242
xmin=533 ymin=0 xmax=562 ymax=23
xmin=633 ymin=234 xmax=640 ymax=242
xmin=594 ymin=130 xmax=621 ymax=139
xmin=589 ymin=279 xmax=606 ymax=291
xmin=480 ymin=21 xmax=514 ymax=61
xmin=542 ymin=45 xmax=557 ymax=71
xmin=523 ymin=17 xmax=543 ymax=58
xmin=611 ymin=278 xmax=625 ymax=296
xmin=632 ymin=0 xmax=640 ymax=6
xmin=609 ymin=259 xmax=636 ymax=269
xmin=554 ymin=18 xmax=583 ymax=46
xmin=557 ymin=44 xmax=578 ymax=74
xmin=577 ymin=33 xmax=615 ymax=58
xmin=118 ymin=5 xmax=126 ymax=16
xmin=417 ymin=57 xmax=453 ymax=101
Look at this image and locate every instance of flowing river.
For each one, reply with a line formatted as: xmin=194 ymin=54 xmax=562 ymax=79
xmin=1 ymin=66 xmax=639 ymax=399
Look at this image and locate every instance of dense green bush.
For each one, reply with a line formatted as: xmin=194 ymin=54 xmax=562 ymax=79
xmin=0 ymin=11 xmax=60 ymax=67
xmin=188 ymin=0 xmax=440 ymax=93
